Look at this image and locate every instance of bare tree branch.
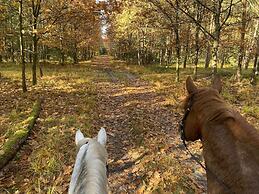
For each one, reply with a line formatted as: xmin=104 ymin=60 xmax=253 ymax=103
xmin=220 ymin=0 xmax=234 ymax=30
xmin=164 ymin=0 xmax=215 ymax=40
xmin=147 ymin=0 xmax=176 ymax=30
xmin=194 ymin=0 xmax=216 ymax=14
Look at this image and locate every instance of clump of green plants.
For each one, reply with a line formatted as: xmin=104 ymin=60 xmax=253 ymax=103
xmin=242 ymin=106 xmax=259 ymax=118
xmin=30 ymin=148 xmax=62 ymax=176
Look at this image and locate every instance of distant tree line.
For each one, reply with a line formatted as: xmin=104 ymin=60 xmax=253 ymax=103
xmin=107 ymin=0 xmax=259 ymax=83
xmin=0 ymin=0 xmax=102 ymax=91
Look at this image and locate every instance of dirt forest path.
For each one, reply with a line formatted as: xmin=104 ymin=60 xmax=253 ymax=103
xmin=90 ymin=56 xmax=206 ymax=193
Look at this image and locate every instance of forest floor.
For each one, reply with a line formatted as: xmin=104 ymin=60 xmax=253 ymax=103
xmin=0 ymin=55 xmax=258 ymax=193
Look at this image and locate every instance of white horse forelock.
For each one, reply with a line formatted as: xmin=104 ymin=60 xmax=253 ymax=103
xmin=69 ymin=137 xmax=108 ymax=194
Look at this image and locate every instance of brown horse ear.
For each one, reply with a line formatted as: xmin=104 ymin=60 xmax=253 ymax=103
xmin=212 ymin=75 xmax=222 ymax=93
xmin=186 ymin=76 xmax=197 ymax=94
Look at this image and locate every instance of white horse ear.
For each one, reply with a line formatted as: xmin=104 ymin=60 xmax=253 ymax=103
xmin=75 ymin=130 xmax=85 ymax=146
xmin=97 ymin=127 xmax=107 ymax=146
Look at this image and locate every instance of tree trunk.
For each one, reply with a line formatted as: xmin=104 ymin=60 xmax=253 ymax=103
xmin=183 ymin=48 xmax=189 ymax=68
xmin=29 ymin=44 xmax=32 ymax=63
xmin=251 ymin=34 xmax=259 ymax=85
xmin=194 ymin=25 xmax=200 ymax=80
xmin=165 ymin=46 xmax=169 ymax=66
xmin=193 ymin=2 xmax=202 ymax=80
xmin=221 ymin=52 xmax=225 ymax=68
xmin=211 ymin=8 xmax=220 ymax=75
xmin=237 ymin=0 xmax=247 ymax=82
xmin=73 ymin=42 xmax=78 ymax=64
xmin=211 ymin=38 xmax=219 ymax=75
xmin=211 ymin=1 xmax=224 ymax=75
xmin=244 ymin=20 xmax=259 ymax=69
xmin=38 ymin=46 xmax=44 ymax=77
xmin=205 ymin=41 xmax=211 ymax=68
xmin=137 ymin=48 xmax=141 ymax=65
xmin=19 ymin=0 xmax=27 ymax=92
xmin=137 ymin=33 xmax=141 ymax=65
xmin=205 ymin=15 xmax=213 ymax=68
xmin=175 ymin=0 xmax=181 ymax=82
xmin=184 ymin=24 xmax=191 ymax=68
xmin=175 ymin=31 xmax=181 ymax=82
xmin=59 ymin=24 xmax=65 ymax=65
xmin=255 ymin=38 xmax=259 ymax=74
xmin=11 ymin=41 xmax=15 ymax=63
xmin=3 ymin=37 xmax=7 ymax=62
xmin=159 ymin=49 xmax=163 ymax=65
xmin=60 ymin=51 xmax=65 ymax=64
xmin=244 ymin=52 xmax=252 ymax=69
xmin=39 ymin=62 xmax=43 ymax=77
xmin=32 ymin=27 xmax=38 ymax=85
xmin=31 ymin=0 xmax=41 ymax=85
xmin=59 ymin=42 xmax=65 ymax=65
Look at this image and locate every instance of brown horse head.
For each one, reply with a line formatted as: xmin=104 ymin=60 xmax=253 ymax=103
xmin=182 ymin=76 xmax=259 ymax=193
xmin=182 ymin=76 xmax=223 ymax=141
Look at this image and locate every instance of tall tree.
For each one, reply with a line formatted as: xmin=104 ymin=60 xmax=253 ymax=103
xmin=173 ymin=0 xmax=234 ymax=75
xmin=237 ymin=0 xmax=247 ymax=81
xmin=31 ymin=0 xmax=41 ymax=85
xmin=193 ymin=2 xmax=203 ymax=79
xmin=143 ymin=0 xmax=184 ymax=81
xmin=19 ymin=0 xmax=27 ymax=92
xmin=251 ymin=19 xmax=259 ymax=85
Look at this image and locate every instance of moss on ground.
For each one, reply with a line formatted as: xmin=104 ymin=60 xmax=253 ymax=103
xmin=0 ymin=99 xmax=42 ymax=169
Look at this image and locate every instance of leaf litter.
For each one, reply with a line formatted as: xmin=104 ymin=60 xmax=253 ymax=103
xmin=0 ymin=56 xmax=258 ymax=193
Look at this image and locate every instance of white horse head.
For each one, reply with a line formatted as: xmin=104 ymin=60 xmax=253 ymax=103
xmin=69 ymin=128 xmax=108 ymax=194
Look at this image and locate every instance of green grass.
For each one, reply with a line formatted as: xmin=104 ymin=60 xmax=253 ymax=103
xmin=242 ymin=106 xmax=259 ymax=118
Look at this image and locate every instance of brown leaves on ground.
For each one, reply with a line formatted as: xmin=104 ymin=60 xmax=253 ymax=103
xmin=0 ymin=56 xmax=258 ymax=193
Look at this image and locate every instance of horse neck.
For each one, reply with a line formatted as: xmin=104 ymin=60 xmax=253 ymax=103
xmin=201 ymin=112 xmax=259 ymax=193
xmin=84 ymin=141 xmax=108 ymax=194
xmin=69 ymin=141 xmax=108 ymax=194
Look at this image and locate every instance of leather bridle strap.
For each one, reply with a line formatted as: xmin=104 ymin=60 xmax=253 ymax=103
xmin=178 ymin=93 xmax=207 ymax=176
xmin=106 ymin=163 xmax=109 ymax=178
xmin=179 ymin=94 xmax=194 ymax=142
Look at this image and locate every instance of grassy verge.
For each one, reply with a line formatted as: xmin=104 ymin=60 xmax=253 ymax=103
xmin=0 ymin=62 xmax=101 ymax=193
